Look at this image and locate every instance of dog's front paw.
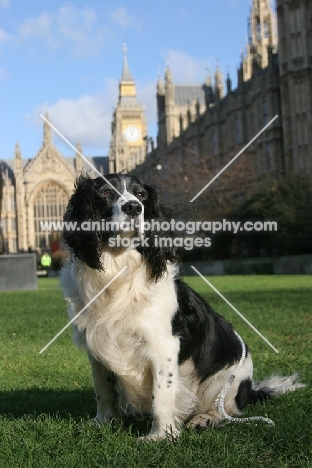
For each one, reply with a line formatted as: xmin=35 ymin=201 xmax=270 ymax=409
xmin=90 ymin=417 xmax=104 ymax=427
xmin=138 ymin=433 xmax=165 ymax=442
xmin=138 ymin=425 xmax=180 ymax=442
xmin=91 ymin=413 xmax=118 ymax=426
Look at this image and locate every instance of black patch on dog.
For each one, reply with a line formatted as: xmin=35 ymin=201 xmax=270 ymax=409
xmin=235 ymin=378 xmax=252 ymax=411
xmin=172 ymin=279 xmax=246 ymax=383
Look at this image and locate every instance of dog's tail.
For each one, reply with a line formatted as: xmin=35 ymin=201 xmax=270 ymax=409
xmin=249 ymin=373 xmax=306 ymax=404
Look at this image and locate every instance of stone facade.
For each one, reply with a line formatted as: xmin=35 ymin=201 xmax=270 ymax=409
xmin=13 ymin=117 xmax=76 ymax=252
xmin=1 ymin=163 xmax=17 ymax=253
xmin=0 ymin=114 xmax=108 ymax=253
xmin=276 ymin=0 xmax=312 ymax=173
xmin=133 ymin=0 xmax=312 ymax=186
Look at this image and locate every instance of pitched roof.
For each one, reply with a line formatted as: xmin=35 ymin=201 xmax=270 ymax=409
xmin=2 ymin=156 xmax=109 ymax=177
xmin=174 ymin=84 xmax=206 ymax=106
xmin=119 ymin=96 xmax=141 ymax=107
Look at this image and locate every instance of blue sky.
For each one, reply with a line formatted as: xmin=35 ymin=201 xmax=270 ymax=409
xmin=0 ymin=0 xmax=262 ymax=161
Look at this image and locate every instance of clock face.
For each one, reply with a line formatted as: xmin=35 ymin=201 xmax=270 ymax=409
xmin=123 ymin=125 xmax=141 ymax=143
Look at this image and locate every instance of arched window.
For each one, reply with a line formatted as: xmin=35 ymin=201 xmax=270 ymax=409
xmin=235 ymin=114 xmax=241 ymax=144
xmin=263 ymin=21 xmax=269 ymax=39
xmin=212 ymin=127 xmax=218 ymax=155
xmin=256 ymin=19 xmax=261 ymax=41
xmin=262 ymin=96 xmax=269 ymax=125
xmin=33 ymin=183 xmax=68 ymax=249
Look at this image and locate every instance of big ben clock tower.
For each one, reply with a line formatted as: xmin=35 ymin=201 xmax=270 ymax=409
xmin=109 ymin=44 xmax=147 ymax=173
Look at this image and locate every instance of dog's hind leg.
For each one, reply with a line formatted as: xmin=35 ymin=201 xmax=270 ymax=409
xmin=188 ymin=353 xmax=254 ymax=430
xmin=88 ymin=352 xmax=119 ymax=424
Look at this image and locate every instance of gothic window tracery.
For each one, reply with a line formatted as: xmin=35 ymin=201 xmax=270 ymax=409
xmin=33 ymin=182 xmax=68 ymax=249
xmin=264 ymin=21 xmax=269 ymax=39
xmin=212 ymin=127 xmax=218 ymax=155
xmin=262 ymin=96 xmax=269 ymax=125
xmin=235 ymin=114 xmax=241 ymax=144
xmin=256 ymin=19 xmax=261 ymax=41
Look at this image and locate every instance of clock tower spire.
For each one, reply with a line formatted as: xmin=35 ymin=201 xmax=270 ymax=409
xmin=121 ymin=43 xmax=133 ymax=81
xmin=119 ymin=43 xmax=137 ymax=100
xmin=109 ymin=44 xmax=147 ymax=173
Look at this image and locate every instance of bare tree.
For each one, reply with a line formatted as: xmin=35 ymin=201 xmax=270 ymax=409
xmin=148 ymin=146 xmax=258 ymax=223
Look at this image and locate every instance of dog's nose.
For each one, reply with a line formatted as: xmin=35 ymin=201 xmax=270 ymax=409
xmin=121 ymin=201 xmax=142 ymax=217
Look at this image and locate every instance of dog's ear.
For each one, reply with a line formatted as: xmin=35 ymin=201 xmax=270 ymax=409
xmin=142 ymin=183 xmax=164 ymax=220
xmin=139 ymin=183 xmax=180 ymax=282
xmin=62 ymin=175 xmax=104 ymax=270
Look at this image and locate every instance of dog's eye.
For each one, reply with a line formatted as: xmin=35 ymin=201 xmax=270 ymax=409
xmin=102 ymin=188 xmax=112 ymax=196
xmin=137 ymin=192 xmax=145 ymax=200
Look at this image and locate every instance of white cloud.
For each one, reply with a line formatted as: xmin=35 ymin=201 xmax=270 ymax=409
xmin=56 ymin=3 xmax=109 ymax=57
xmin=161 ymin=49 xmax=213 ymax=82
xmin=137 ymin=80 xmax=157 ymax=126
xmin=110 ymin=7 xmax=141 ymax=31
xmin=0 ymin=0 xmax=10 ymax=8
xmin=27 ymin=78 xmax=119 ymax=151
xmin=0 ymin=66 xmax=9 ymax=81
xmin=17 ymin=13 xmax=56 ymax=48
xmin=17 ymin=3 xmax=110 ymax=57
xmin=27 ymin=77 xmax=159 ymax=152
xmin=0 ymin=27 xmax=10 ymax=41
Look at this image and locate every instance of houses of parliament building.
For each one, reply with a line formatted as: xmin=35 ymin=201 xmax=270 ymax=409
xmin=134 ymin=0 xmax=312 ymax=184
xmin=0 ymin=0 xmax=311 ymax=253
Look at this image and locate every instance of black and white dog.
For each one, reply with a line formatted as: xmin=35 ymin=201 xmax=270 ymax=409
xmin=60 ymin=173 xmax=304 ymax=439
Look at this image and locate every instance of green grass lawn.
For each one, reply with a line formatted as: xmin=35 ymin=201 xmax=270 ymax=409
xmin=0 ymin=275 xmax=311 ymax=468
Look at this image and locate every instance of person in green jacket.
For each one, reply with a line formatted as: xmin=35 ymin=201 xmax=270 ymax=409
xmin=40 ymin=252 xmax=52 ymax=271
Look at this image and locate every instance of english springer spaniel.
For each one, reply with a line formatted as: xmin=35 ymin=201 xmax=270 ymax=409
xmin=60 ymin=173 xmax=304 ymax=440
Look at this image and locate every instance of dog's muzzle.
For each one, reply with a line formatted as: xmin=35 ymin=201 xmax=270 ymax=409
xmin=112 ymin=192 xmax=145 ymax=238
xmin=121 ymin=201 xmax=142 ymax=217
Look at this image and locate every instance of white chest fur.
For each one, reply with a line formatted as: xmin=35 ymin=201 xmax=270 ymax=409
xmin=60 ymin=250 xmax=179 ymax=394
